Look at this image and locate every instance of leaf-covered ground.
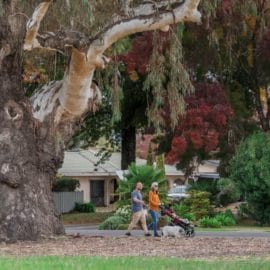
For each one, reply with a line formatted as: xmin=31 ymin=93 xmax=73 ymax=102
xmin=0 ymin=236 xmax=270 ymax=258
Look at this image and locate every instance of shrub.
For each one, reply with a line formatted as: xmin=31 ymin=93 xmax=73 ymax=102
xmin=52 ymin=177 xmax=80 ymax=192
xmin=115 ymin=205 xmax=131 ymax=223
xmin=99 ymin=215 xmax=126 ymax=230
xmin=118 ymin=224 xmax=129 ymax=230
xmin=237 ymin=202 xmax=252 ymax=218
xmin=188 ymin=180 xmax=219 ymax=203
xmin=224 ymin=209 xmax=235 ymax=219
xmin=229 ymin=132 xmax=270 ymax=225
xmin=172 ymin=204 xmax=190 ymax=216
xmin=117 ymin=163 xmax=167 ymax=207
xmin=74 ymin=202 xmax=95 ymax=213
xmin=172 ymin=203 xmax=195 ymax=221
xmin=182 ymin=212 xmax=196 ymax=221
xmin=215 ymin=213 xmax=236 ymax=226
xmin=216 ymin=178 xmax=241 ymax=206
xmin=199 ymin=217 xmax=222 ymax=228
xmin=185 ymin=190 xmax=211 ymax=220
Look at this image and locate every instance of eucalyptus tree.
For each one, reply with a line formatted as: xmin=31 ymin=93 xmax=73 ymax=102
xmin=0 ymin=0 xmax=201 ymax=241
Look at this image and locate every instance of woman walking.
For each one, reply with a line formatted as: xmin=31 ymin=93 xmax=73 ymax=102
xmin=148 ymin=182 xmax=161 ymax=237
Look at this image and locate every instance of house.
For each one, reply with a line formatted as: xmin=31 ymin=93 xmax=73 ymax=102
xmin=58 ymin=149 xmax=220 ymax=206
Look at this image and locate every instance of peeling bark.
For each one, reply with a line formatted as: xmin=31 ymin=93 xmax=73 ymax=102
xmin=24 ymin=1 xmax=53 ymax=50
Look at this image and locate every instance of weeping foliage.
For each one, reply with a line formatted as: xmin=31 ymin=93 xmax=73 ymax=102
xmin=110 ymin=66 xmax=123 ymax=123
xmin=166 ymin=25 xmax=194 ymax=127
xmin=16 ymin=0 xmax=146 ymax=37
xmin=144 ymin=26 xmax=194 ymax=129
xmin=143 ymin=31 xmax=167 ymax=129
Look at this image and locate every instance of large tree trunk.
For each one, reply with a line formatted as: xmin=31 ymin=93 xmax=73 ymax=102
xmin=0 ymin=8 xmax=64 ymax=242
xmin=121 ymin=126 xmax=136 ymax=170
xmin=0 ymin=0 xmax=201 ymax=242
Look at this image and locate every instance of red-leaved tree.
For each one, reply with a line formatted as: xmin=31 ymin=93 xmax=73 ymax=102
xmin=165 ymin=82 xmax=234 ymax=171
xmin=117 ymin=30 xmax=234 ymax=171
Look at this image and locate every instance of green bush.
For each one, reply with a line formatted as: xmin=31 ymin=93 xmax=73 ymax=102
xmin=215 ymin=213 xmax=236 ymax=226
xmin=185 ymin=190 xmax=211 ymax=220
xmin=99 ymin=215 xmax=126 ymax=230
xmin=52 ymin=177 xmax=80 ymax=192
xmin=216 ymin=178 xmax=241 ymax=206
xmin=118 ymin=224 xmax=129 ymax=230
xmin=224 ymin=209 xmax=235 ymax=219
xmin=237 ymin=202 xmax=252 ymax=218
xmin=117 ymin=163 xmax=167 ymax=207
xmin=115 ymin=205 xmax=131 ymax=223
xmin=172 ymin=204 xmax=190 ymax=216
xmin=188 ymin=180 xmax=219 ymax=203
xmin=172 ymin=203 xmax=195 ymax=221
xmin=229 ymin=132 xmax=270 ymax=225
xmin=199 ymin=217 xmax=222 ymax=228
xmin=182 ymin=212 xmax=196 ymax=221
xmin=74 ymin=202 xmax=95 ymax=213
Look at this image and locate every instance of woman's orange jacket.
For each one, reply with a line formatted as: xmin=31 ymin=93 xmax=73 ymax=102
xmin=148 ymin=190 xmax=160 ymax=211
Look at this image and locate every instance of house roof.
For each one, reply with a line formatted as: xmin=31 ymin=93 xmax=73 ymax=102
xmin=58 ymin=149 xmax=121 ymax=177
xmin=58 ymin=149 xmax=219 ymax=178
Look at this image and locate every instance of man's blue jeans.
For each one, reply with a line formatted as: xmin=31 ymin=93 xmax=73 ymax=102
xmin=148 ymin=210 xmax=159 ymax=236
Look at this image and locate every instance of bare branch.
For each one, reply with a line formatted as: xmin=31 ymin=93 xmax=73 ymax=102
xmin=24 ymin=1 xmax=52 ymax=50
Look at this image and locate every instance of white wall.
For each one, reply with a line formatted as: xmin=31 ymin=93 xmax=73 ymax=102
xmin=74 ymin=176 xmax=115 ymax=206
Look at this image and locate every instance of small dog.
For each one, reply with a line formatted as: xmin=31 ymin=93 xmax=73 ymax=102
xmin=161 ymin=226 xmax=184 ymax=238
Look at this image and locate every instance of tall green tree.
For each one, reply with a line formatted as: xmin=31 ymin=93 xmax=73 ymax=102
xmin=229 ymin=132 xmax=270 ymax=224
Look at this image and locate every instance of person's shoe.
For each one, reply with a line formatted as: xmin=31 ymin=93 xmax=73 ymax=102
xmin=145 ymin=232 xmax=151 ymax=237
xmin=154 ymin=234 xmax=161 ymax=237
xmin=125 ymin=232 xmax=131 ymax=236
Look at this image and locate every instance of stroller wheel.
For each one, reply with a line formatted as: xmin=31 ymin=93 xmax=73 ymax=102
xmin=185 ymin=229 xmax=195 ymax=237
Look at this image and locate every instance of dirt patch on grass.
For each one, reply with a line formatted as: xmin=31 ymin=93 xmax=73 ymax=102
xmin=0 ymin=236 xmax=270 ymax=258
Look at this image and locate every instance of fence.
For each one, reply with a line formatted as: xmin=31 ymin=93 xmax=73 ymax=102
xmin=53 ymin=191 xmax=84 ymax=214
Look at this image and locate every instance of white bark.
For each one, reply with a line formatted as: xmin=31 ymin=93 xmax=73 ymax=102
xmin=27 ymin=0 xmax=201 ymax=125
xmin=31 ymin=81 xmax=62 ymax=122
xmin=88 ymin=0 xmax=201 ymax=55
xmin=58 ymin=49 xmax=95 ymax=117
xmin=24 ymin=1 xmax=52 ymax=50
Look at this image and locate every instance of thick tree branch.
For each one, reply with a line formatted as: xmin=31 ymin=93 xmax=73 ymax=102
xmin=88 ymin=0 xmax=201 ymax=55
xmin=24 ymin=0 xmax=52 ymax=50
xmin=30 ymin=0 xmax=201 ymax=53
xmin=31 ymin=50 xmax=101 ymax=123
xmin=30 ymin=0 xmax=201 ymax=126
xmin=37 ymin=30 xmax=90 ymax=51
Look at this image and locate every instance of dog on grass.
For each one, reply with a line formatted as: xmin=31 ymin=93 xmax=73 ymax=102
xmin=161 ymin=226 xmax=184 ymax=238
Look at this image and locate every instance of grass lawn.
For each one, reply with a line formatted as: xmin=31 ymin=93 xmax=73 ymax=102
xmin=61 ymin=212 xmax=112 ymax=225
xmin=1 ymin=257 xmax=270 ymax=270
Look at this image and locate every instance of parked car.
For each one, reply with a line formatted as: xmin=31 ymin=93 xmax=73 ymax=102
xmin=168 ymin=185 xmax=189 ymax=200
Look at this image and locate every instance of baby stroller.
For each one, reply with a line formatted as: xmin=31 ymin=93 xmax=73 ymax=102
xmin=160 ymin=205 xmax=195 ymax=237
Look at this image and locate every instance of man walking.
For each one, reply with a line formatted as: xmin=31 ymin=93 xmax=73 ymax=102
xmin=126 ymin=182 xmax=151 ymax=236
